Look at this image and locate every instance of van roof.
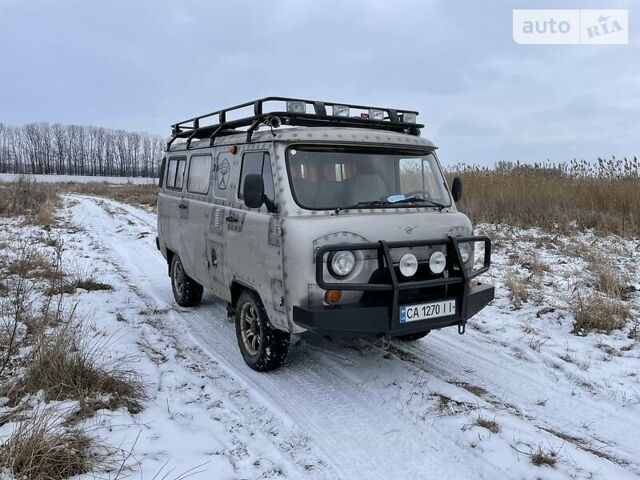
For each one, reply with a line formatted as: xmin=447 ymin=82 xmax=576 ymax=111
xmin=166 ymin=97 xmax=427 ymax=151
xmin=166 ymin=126 xmax=436 ymax=152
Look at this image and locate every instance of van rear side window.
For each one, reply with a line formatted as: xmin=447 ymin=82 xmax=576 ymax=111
xmin=166 ymin=157 xmax=186 ymax=190
xmin=187 ymin=155 xmax=212 ymax=195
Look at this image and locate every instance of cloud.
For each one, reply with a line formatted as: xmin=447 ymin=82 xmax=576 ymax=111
xmin=0 ymin=0 xmax=637 ymax=165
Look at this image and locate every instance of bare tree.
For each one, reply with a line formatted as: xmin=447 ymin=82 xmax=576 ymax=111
xmin=0 ymin=122 xmax=164 ymax=177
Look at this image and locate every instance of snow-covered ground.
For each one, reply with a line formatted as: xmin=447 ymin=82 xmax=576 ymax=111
xmin=1 ymin=195 xmax=638 ymax=479
xmin=0 ymin=173 xmax=157 ymax=184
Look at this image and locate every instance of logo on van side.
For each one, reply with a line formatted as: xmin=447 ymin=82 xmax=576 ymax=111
xmin=217 ymin=159 xmax=230 ymax=190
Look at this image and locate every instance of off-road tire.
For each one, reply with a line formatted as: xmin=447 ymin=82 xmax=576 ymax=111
xmin=396 ymin=330 xmax=430 ymax=341
xmin=235 ymin=290 xmax=290 ymax=371
xmin=170 ymin=255 xmax=203 ymax=307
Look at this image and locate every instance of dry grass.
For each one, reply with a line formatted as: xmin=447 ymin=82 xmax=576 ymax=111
xmin=474 ymin=415 xmax=501 ymax=434
xmin=45 ymin=277 xmax=113 ymax=296
xmin=8 ymin=317 xmax=144 ymax=414
xmin=530 ymin=445 xmax=558 ymax=467
xmin=0 ymin=408 xmax=99 ymax=480
xmin=589 ymin=258 xmax=629 ymax=300
xmin=571 ymin=294 xmax=630 ymax=335
xmin=0 ymin=176 xmax=59 ymax=225
xmin=448 ymin=160 xmax=640 ymax=237
xmin=59 ymin=182 xmax=159 ymax=210
xmin=505 ymin=269 xmax=529 ymax=309
xmin=6 ymin=250 xmax=63 ymax=282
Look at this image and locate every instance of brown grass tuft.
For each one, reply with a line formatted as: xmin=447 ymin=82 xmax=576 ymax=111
xmin=589 ymin=258 xmax=629 ymax=300
xmin=505 ymin=270 xmax=529 ymax=309
xmin=475 ymin=416 xmax=501 ymax=434
xmin=571 ymin=294 xmax=629 ymax=335
xmin=0 ymin=409 xmax=99 ymax=480
xmin=10 ymin=318 xmax=144 ymax=413
xmin=45 ymin=277 xmax=113 ymax=296
xmin=530 ymin=445 xmax=558 ymax=467
xmin=6 ymin=250 xmax=63 ymax=282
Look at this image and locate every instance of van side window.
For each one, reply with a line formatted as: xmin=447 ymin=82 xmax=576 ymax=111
xmin=158 ymin=157 xmax=166 ymax=188
xmin=187 ymin=155 xmax=212 ymax=195
xmin=166 ymin=157 xmax=186 ymax=190
xmin=238 ymin=152 xmax=275 ymax=205
xmin=175 ymin=158 xmax=186 ymax=189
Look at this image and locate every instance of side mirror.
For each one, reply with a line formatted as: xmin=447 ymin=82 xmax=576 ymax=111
xmin=451 ymin=176 xmax=463 ymax=203
xmin=243 ymin=174 xmax=264 ymax=209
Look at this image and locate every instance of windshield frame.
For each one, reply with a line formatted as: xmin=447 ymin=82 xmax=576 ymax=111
xmin=284 ymin=143 xmax=453 ymax=212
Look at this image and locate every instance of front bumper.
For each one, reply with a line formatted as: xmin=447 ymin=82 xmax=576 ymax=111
xmin=293 ymin=235 xmax=494 ymax=337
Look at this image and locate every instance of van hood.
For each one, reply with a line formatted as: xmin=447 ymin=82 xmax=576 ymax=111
xmin=283 ymin=210 xmax=472 ymax=248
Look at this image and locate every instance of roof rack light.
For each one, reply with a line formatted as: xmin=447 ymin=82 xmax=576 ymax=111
xmin=286 ymin=100 xmax=306 ymax=114
xmin=332 ymin=105 xmax=350 ymax=117
xmin=369 ymin=109 xmax=385 ymax=121
xmin=403 ymin=112 xmax=417 ymax=123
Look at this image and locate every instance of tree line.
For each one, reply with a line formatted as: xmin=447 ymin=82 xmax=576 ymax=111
xmin=0 ymin=122 xmax=165 ymax=177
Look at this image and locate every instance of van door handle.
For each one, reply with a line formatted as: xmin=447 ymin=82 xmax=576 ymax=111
xmin=178 ymin=203 xmax=188 ymax=210
xmin=226 ymin=215 xmax=238 ymax=223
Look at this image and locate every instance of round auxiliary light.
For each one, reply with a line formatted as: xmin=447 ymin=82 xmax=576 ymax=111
xmin=429 ymin=251 xmax=446 ymax=274
xmin=458 ymin=242 xmax=473 ymax=264
xmin=329 ymin=251 xmax=356 ymax=278
xmin=399 ymin=253 xmax=419 ymax=277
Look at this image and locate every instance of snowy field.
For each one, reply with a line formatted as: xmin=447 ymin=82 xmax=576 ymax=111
xmin=1 ymin=195 xmax=639 ymax=479
xmin=0 ymin=173 xmax=157 ymax=184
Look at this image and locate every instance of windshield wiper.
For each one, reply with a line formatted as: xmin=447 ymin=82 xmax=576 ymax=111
xmin=335 ymin=200 xmax=390 ymax=213
xmin=390 ymin=197 xmax=447 ymax=209
xmin=335 ymin=197 xmax=446 ymax=214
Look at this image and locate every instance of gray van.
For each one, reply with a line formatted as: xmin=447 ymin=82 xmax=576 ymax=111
xmin=157 ymin=97 xmax=494 ymax=371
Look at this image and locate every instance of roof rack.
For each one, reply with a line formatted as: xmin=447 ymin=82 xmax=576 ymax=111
xmin=167 ymin=96 xmax=423 ymax=149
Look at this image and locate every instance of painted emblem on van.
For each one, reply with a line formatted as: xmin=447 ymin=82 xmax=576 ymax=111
xmin=217 ymin=158 xmax=230 ymax=190
xmin=400 ymin=225 xmax=418 ymax=234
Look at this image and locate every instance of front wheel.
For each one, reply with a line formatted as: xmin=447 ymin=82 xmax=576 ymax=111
xmin=235 ymin=290 xmax=290 ymax=371
xmin=170 ymin=255 xmax=203 ymax=307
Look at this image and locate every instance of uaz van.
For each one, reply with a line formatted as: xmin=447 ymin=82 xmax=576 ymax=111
xmin=157 ymin=97 xmax=494 ymax=371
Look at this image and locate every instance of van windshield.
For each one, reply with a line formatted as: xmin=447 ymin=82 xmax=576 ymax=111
xmin=286 ymin=146 xmax=452 ymax=210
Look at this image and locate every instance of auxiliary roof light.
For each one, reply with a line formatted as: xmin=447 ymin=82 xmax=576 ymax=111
xmin=332 ymin=104 xmax=350 ymax=117
xmin=286 ymin=101 xmax=306 ymax=114
xmin=368 ymin=109 xmax=385 ymax=121
xmin=402 ymin=112 xmax=417 ymax=123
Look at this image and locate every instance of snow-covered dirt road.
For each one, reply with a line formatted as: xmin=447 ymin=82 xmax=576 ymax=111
xmin=64 ymin=195 xmax=639 ymax=479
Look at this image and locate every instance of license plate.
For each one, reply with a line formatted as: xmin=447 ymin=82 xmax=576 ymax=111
xmin=400 ymin=299 xmax=456 ymax=323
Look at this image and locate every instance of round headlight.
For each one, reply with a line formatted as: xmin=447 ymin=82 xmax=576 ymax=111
xmin=429 ymin=251 xmax=446 ymax=274
xmin=399 ymin=253 xmax=418 ymax=277
xmin=458 ymin=242 xmax=473 ymax=264
xmin=329 ymin=251 xmax=355 ymax=278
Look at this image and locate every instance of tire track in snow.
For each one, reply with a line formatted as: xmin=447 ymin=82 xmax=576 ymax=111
xmin=66 ymin=194 xmax=640 ymax=480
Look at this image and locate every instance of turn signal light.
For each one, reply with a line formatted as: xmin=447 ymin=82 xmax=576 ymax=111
xmin=324 ymin=289 xmax=343 ymax=305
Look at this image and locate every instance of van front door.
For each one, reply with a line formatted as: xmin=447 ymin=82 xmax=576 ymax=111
xmin=224 ymin=150 xmax=281 ymax=303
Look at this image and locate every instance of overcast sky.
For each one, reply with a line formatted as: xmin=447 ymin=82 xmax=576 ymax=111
xmin=0 ymin=0 xmax=638 ymax=166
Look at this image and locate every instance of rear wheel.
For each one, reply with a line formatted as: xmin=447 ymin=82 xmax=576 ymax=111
xmin=235 ymin=290 xmax=290 ymax=371
xmin=396 ymin=330 xmax=430 ymax=341
xmin=170 ymin=255 xmax=203 ymax=307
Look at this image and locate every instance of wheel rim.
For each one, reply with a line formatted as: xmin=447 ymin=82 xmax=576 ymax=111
xmin=173 ymin=259 xmax=185 ymax=297
xmin=239 ymin=301 xmax=261 ymax=356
